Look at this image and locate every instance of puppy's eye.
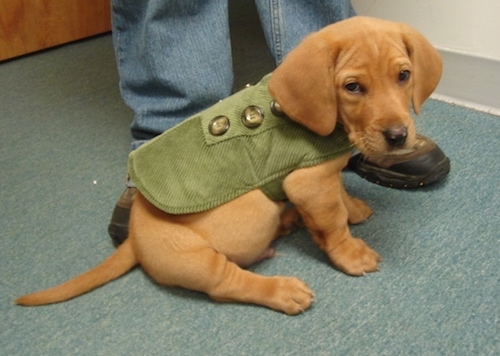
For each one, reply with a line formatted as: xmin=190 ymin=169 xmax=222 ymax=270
xmin=399 ymin=70 xmax=411 ymax=82
xmin=345 ymin=82 xmax=362 ymax=93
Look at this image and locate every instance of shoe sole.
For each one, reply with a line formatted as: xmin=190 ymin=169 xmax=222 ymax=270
xmin=351 ymin=156 xmax=450 ymax=189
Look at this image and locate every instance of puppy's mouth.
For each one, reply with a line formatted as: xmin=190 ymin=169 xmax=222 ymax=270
xmin=347 ymin=128 xmax=416 ymax=158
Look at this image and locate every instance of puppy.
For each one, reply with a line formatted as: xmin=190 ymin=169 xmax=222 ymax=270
xmin=16 ymin=17 xmax=442 ymax=314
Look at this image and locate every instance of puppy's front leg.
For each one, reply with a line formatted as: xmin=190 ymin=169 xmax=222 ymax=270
xmin=284 ymin=158 xmax=380 ymax=276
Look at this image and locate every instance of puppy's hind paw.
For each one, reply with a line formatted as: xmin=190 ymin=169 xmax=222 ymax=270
xmin=278 ymin=208 xmax=304 ymax=236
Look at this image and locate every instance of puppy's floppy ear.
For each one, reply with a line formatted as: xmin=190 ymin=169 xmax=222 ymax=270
xmin=268 ymin=33 xmax=337 ymax=136
xmin=401 ymin=24 xmax=443 ymax=114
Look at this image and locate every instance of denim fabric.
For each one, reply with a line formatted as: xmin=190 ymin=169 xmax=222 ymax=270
xmin=255 ymin=0 xmax=355 ymax=64
xmin=111 ymin=0 xmax=355 ymax=150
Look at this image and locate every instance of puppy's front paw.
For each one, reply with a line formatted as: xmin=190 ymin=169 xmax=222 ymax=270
xmin=347 ymin=198 xmax=373 ymax=224
xmin=329 ymin=237 xmax=381 ymax=276
xmin=267 ymin=277 xmax=314 ymax=315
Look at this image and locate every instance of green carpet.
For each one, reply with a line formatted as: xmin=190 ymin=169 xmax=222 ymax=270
xmin=1 ymin=3 xmax=498 ymax=355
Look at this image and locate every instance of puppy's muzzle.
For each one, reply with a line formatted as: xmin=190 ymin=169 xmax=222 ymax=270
xmin=383 ymin=126 xmax=408 ymax=147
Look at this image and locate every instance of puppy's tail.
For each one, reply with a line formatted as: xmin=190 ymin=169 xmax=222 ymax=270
xmin=15 ymin=239 xmax=137 ymax=306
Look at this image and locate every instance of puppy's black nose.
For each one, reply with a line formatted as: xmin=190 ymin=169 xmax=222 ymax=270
xmin=383 ymin=126 xmax=408 ymax=147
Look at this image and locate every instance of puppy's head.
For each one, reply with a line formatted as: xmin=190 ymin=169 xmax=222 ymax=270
xmin=268 ymin=16 xmax=442 ymax=156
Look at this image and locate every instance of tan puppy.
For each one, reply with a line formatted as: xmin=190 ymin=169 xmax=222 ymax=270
xmin=16 ymin=17 xmax=442 ymax=314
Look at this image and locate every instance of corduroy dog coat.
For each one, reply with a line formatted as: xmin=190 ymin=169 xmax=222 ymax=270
xmin=128 ymin=74 xmax=353 ymax=214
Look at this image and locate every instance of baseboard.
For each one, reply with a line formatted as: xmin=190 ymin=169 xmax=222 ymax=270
xmin=431 ymin=49 xmax=500 ymax=116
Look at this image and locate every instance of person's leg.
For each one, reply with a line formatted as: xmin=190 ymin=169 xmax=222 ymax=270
xmin=254 ymin=0 xmax=355 ymax=65
xmin=109 ymin=0 xmax=233 ymax=243
xmin=111 ymin=0 xmax=233 ymax=150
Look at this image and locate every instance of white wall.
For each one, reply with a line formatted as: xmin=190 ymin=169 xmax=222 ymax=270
xmin=351 ymin=0 xmax=500 ymax=115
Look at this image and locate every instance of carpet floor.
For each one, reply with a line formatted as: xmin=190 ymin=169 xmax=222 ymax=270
xmin=1 ymin=3 xmax=498 ymax=355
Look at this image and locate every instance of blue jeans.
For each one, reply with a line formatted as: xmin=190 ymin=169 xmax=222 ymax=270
xmin=111 ymin=0 xmax=355 ymax=150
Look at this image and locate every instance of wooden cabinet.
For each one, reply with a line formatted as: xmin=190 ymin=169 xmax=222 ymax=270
xmin=0 ymin=0 xmax=111 ymax=61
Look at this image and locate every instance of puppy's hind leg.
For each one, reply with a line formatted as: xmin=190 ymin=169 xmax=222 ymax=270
xmin=134 ymin=225 xmax=313 ymax=315
xmin=252 ymin=207 xmax=303 ymax=262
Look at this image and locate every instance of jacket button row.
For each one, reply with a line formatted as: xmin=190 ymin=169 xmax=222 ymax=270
xmin=208 ymin=105 xmax=266 ymax=136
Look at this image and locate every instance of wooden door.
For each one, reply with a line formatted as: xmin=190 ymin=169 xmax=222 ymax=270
xmin=0 ymin=0 xmax=111 ymax=61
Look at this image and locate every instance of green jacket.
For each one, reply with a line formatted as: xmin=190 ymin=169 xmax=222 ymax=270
xmin=128 ymin=74 xmax=353 ymax=214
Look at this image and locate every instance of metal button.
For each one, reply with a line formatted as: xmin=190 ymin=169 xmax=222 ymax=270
xmin=208 ymin=116 xmax=230 ymax=136
xmin=241 ymin=106 xmax=264 ymax=128
xmin=270 ymin=100 xmax=285 ymax=117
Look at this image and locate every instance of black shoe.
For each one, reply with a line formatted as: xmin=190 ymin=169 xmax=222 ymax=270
xmin=347 ymin=135 xmax=450 ymax=189
xmin=108 ymin=186 xmax=136 ymax=245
